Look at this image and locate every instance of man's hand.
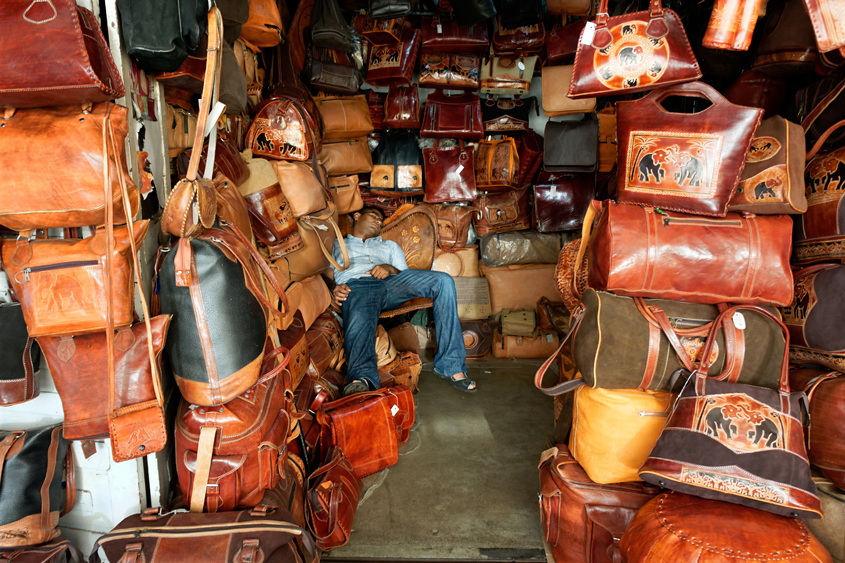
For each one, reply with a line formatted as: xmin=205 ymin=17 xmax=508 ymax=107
xmin=332 ymin=284 xmax=351 ymax=309
xmin=366 ymin=264 xmax=399 ymax=280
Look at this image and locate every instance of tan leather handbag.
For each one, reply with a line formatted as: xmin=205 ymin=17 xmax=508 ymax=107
xmin=492 ymin=327 xmax=560 ymax=358
xmin=329 ymin=175 xmax=364 ymax=214
xmin=318 ymin=137 xmax=374 ymax=175
xmin=285 ymin=203 xmax=351 ymax=281
xmin=273 ymin=160 xmax=327 ymax=217
xmin=316 ymin=94 xmax=375 ymax=141
xmin=542 ymin=65 xmax=596 ymax=117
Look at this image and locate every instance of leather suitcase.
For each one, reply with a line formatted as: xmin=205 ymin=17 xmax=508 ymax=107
xmin=539 ymin=445 xmax=660 ymax=563
xmin=492 ymin=327 xmax=559 ymax=359
xmin=480 ymin=263 xmax=559 ymax=314
xmin=461 ymin=320 xmax=497 ymax=359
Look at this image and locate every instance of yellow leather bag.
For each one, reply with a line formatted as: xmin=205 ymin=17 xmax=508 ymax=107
xmin=569 ymin=385 xmax=672 ymax=484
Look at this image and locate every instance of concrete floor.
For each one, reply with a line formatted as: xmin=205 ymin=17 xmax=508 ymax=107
xmin=328 ymin=357 xmax=554 ymax=560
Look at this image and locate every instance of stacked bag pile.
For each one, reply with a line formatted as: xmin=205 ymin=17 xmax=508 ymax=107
xmin=536 ymin=0 xmax=845 ymax=562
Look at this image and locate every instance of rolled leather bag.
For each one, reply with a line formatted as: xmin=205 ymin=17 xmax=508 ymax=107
xmin=480 ymin=263 xmax=559 ymax=314
xmin=493 ymin=327 xmax=559 ymax=359
xmin=480 ymin=231 xmax=569 ymax=267
xmin=582 ymin=199 xmax=794 ymax=306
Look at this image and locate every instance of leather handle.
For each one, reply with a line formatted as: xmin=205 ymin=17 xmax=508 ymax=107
xmin=186 ymin=8 xmax=223 ymax=182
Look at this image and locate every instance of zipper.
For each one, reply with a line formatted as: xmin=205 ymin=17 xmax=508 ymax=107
xmin=17 ymin=260 xmax=98 ymax=282
xmin=662 ymin=216 xmax=743 ymax=228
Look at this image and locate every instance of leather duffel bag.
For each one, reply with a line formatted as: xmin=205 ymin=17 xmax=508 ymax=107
xmin=538 ymin=445 xmax=660 ymax=563
xmin=535 ymin=288 xmax=786 ymax=395
xmin=620 ymin=492 xmax=831 ymax=563
xmin=480 ymin=231 xmax=569 ymax=267
xmin=783 ymin=264 xmax=845 ymax=372
xmin=472 ymin=188 xmax=531 ymax=236
xmin=0 ymin=301 xmax=40 ymax=406
xmin=175 ymin=358 xmax=293 ymax=513
xmin=492 ymin=327 xmax=559 ymax=359
xmin=0 ymin=425 xmax=74 ymax=549
xmin=581 ymin=199 xmax=794 ymax=306
xmin=480 ymin=263 xmax=559 ymax=314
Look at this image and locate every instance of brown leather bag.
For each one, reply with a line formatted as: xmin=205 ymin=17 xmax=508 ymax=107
xmin=423 ymin=141 xmax=477 ymax=204
xmin=247 ymin=97 xmax=322 ymax=162
xmin=581 ymin=200 xmax=794 ymax=306
xmin=620 ymin=492 xmax=831 ymax=563
xmin=493 ymin=327 xmax=560 ymax=358
xmin=420 ymin=91 xmax=484 ymax=140
xmin=419 ymin=54 xmax=480 ymax=90
xmin=306 ymin=447 xmax=363 ymax=551
xmin=427 ymin=204 xmax=474 ymax=249
xmin=480 ymin=263 xmax=559 ymax=314
xmin=539 ymin=445 xmax=659 ymax=563
xmin=568 ymin=0 xmax=702 ymax=98
xmin=318 ymin=137 xmax=374 ymax=175
xmin=366 ymin=28 xmax=421 ymax=87
xmin=0 ymin=0 xmax=124 ymax=108
xmin=316 ymin=94 xmax=374 ymax=140
xmin=616 ymin=82 xmax=763 ymax=217
xmin=384 ymin=84 xmax=421 ymax=129
xmin=729 ymin=116 xmax=808 ymax=214
xmin=175 ymin=359 xmax=293 ymax=513
xmin=472 ymin=187 xmax=531 ymax=235
xmin=475 ymin=138 xmax=520 ymax=191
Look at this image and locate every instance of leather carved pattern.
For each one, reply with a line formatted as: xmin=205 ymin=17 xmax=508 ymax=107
xmin=594 ymin=21 xmax=670 ymax=90
xmin=679 ymin=467 xmax=789 ymax=504
xmin=691 ymin=394 xmax=787 ymax=452
xmin=625 ymin=133 xmax=722 ymax=197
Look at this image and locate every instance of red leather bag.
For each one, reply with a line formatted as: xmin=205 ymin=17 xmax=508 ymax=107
xmin=366 ymin=28 xmax=421 ymax=87
xmin=306 ymin=447 xmax=363 ymax=551
xmin=472 ymin=188 xmax=531 ymax=236
xmin=420 ymin=14 xmax=490 ymax=53
xmin=616 ymin=82 xmax=763 ymax=217
xmin=581 ymin=199 xmax=794 ymax=306
xmin=532 ymin=173 xmax=594 ymax=233
xmin=420 ymin=91 xmax=484 ymax=139
xmin=384 ymin=84 xmax=421 ymax=129
xmin=569 ymin=0 xmax=702 ymax=99
xmin=423 ymin=140 xmax=477 ymax=203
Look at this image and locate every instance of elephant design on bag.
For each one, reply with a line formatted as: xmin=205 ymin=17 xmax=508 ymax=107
xmin=705 ymin=407 xmax=737 ymax=440
xmin=41 ymin=273 xmax=92 ymax=313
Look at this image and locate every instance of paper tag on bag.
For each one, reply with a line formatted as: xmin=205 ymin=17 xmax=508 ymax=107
xmin=391 ymin=405 xmax=399 ymax=417
xmin=732 ymin=312 xmax=746 ymax=330
xmin=581 ymin=22 xmax=597 ymax=45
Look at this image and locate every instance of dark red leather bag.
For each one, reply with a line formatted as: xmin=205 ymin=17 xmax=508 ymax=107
xmin=306 ymin=447 xmax=363 ymax=551
xmin=532 ymin=173 xmax=594 ymax=233
xmin=582 ymin=199 xmax=794 ymax=306
xmin=423 ymin=141 xmax=477 ymax=203
xmin=420 ymin=91 xmax=484 ymax=140
xmin=568 ymin=0 xmax=702 ymax=98
xmin=539 ymin=445 xmax=659 ymax=563
xmin=420 ymin=14 xmax=489 ymax=53
xmin=472 ymin=188 xmax=531 ymax=236
xmin=384 ymin=84 xmax=421 ymax=129
xmin=616 ymin=82 xmax=763 ymax=217
xmin=366 ymin=28 xmax=421 ymax=87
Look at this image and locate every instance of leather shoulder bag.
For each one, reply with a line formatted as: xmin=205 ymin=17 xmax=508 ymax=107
xmin=568 ymin=0 xmax=701 ymax=99
xmin=419 ymin=53 xmax=481 ymax=90
xmin=421 ymin=91 xmax=484 ymax=139
xmin=616 ymin=82 xmax=763 ymax=217
xmin=543 ymin=115 xmax=598 ymax=173
xmin=370 ymin=129 xmax=425 ymax=197
xmin=475 ymin=137 xmax=521 ymax=190
xmin=0 ymin=301 xmax=40 ymax=407
xmin=639 ymin=306 xmax=822 ymax=519
xmin=366 ymin=27 xmax=421 ymax=87
xmin=423 ymin=141 xmax=477 ymax=203
xmin=420 ymin=13 xmax=490 ymax=53
xmin=384 ymin=84 xmax=421 ymax=129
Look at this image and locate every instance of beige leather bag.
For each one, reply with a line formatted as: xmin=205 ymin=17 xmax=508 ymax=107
xmin=273 ymin=160 xmax=327 ymax=217
xmin=329 ymin=175 xmax=364 ymax=214
xmin=480 ymin=263 xmax=559 ymax=314
xmin=316 ymin=95 xmax=375 ymax=141
xmin=285 ymin=203 xmax=351 ymax=282
xmin=165 ymin=103 xmax=198 ymax=157
xmin=432 ymin=246 xmax=480 ymax=277
xmin=542 ymin=66 xmax=596 ymax=117
xmin=319 ymin=137 xmax=374 ymax=175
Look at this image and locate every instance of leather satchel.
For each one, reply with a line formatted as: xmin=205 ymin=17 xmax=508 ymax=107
xmin=0 ymin=425 xmax=74 ymax=549
xmin=420 ymin=91 xmax=484 ymax=139
xmin=581 ymin=200 xmax=794 ymax=306
xmin=639 ymin=306 xmax=822 ymax=519
xmin=461 ymin=320 xmax=497 ymax=359
xmin=384 ymin=84 xmax=421 ymax=129
xmin=539 ymin=445 xmax=659 ymax=563
xmin=544 ymin=115 xmax=598 ymax=173
xmin=0 ymin=302 xmax=40 ymax=407
xmin=420 ymin=14 xmax=490 ymax=53
xmin=427 ymin=204 xmax=475 ymax=249
xmin=366 ymin=28 xmax=421 ymax=87
xmin=247 ymin=97 xmax=322 ymax=162
xmin=475 ymin=137 xmax=521 ymax=190
xmin=479 ymin=230 xmax=568 ymax=267
xmin=729 ymin=116 xmax=808 ymax=214
xmin=482 ymin=96 xmax=535 ymax=135
xmin=329 ymin=175 xmax=364 ymax=214
xmin=480 ymin=53 xmax=537 ymax=95
xmin=472 ymin=187 xmax=531 ymax=235
xmin=532 ymin=172 xmax=594 ymax=233
xmin=616 ymin=82 xmax=763 ymax=217
xmin=0 ymin=103 xmax=138 ymax=231
xmin=419 ymin=53 xmax=480 ymax=90
xmin=370 ymin=129 xmax=425 ymax=197
xmin=316 ymin=94 xmax=374 ymax=141
xmin=318 ymin=137 xmax=374 ymax=175
xmin=542 ymin=65 xmax=596 ymax=117
xmin=423 ymin=141 xmax=477 ymax=203
xmin=0 ymin=0 xmax=124 ymax=108
xmin=568 ymin=0 xmax=702 ymax=98
xmin=306 ymin=447 xmax=363 ymax=551
xmin=493 ymin=328 xmax=559 ymax=359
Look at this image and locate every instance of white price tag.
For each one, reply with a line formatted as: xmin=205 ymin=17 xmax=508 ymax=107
xmin=391 ymin=405 xmax=399 ymax=417
xmin=732 ymin=312 xmax=746 ymax=330
xmin=456 ymin=164 xmax=464 ymax=174
xmin=581 ymin=22 xmax=597 ymax=45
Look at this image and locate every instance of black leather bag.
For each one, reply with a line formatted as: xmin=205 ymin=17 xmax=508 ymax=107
xmin=0 ymin=425 xmax=74 ymax=550
xmin=543 ymin=115 xmax=598 ymax=173
xmin=0 ymin=302 xmax=41 ymax=407
xmin=369 ymin=0 xmax=414 ymax=19
xmin=312 ymin=0 xmax=354 ymax=52
xmin=116 ymin=0 xmax=208 ymax=73
xmin=369 ymin=130 xmax=425 ymax=197
xmin=497 ymin=0 xmax=547 ymax=26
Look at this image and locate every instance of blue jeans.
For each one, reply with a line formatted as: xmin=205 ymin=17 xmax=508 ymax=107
xmin=341 ymin=270 xmax=467 ymax=389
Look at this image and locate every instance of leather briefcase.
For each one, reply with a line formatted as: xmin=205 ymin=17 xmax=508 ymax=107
xmin=532 ymin=172 xmax=594 ymax=233
xmin=366 ymin=28 xmax=421 ymax=87
xmin=384 ymin=84 xmax=421 ymax=129
xmin=729 ymin=116 xmax=807 ymax=214
xmin=476 ymin=137 xmax=521 ymax=190
xmin=616 ymin=82 xmax=763 ymax=217
xmin=318 ymin=137 xmax=374 ymax=175
xmin=790 ymin=366 xmax=845 ymax=491
xmin=480 ymin=53 xmax=537 ymax=95
xmin=472 ymin=188 xmax=531 ymax=235
xmin=543 ymin=115 xmax=598 ymax=173
xmin=316 ymin=94 xmax=374 ymax=140
xmin=481 ymin=263 xmax=559 ymax=314
xmin=419 ymin=53 xmax=480 ymax=90
xmin=420 ymin=14 xmax=490 ymax=53
xmin=427 ymin=204 xmax=474 ymax=249
xmin=306 ymin=447 xmax=363 ymax=551
xmin=461 ymin=319 xmax=497 ymax=359
xmin=247 ymin=97 xmax=322 ymax=162
xmin=420 ymin=91 xmax=484 ymax=139
xmin=0 ymin=425 xmax=74 ymax=549
xmin=370 ymin=129 xmax=425 ymax=197
xmin=492 ymin=18 xmax=545 ymax=55
xmin=582 ymin=199 xmax=794 ymax=306
xmin=482 ymin=96 xmax=534 ymax=135
xmin=423 ymin=142 xmax=477 ymax=204
xmin=639 ymin=307 xmax=821 ymax=519
xmin=480 ymin=231 xmax=569 ymax=268
xmin=568 ymin=0 xmax=702 ymax=98
xmin=0 ymin=302 xmax=40 ymax=406
xmin=621 ymin=492 xmax=830 ymax=563
xmin=493 ymin=327 xmax=559 ymax=359
xmin=539 ymin=445 xmax=659 ymax=563
xmin=542 ymin=65 xmax=596 ymax=117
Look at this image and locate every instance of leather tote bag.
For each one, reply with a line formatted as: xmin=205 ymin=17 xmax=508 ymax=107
xmin=0 ymin=302 xmax=40 ymax=407
xmin=728 ymin=116 xmax=808 ymax=214
xmin=535 ymin=288 xmax=786 ymax=395
xmin=312 ymin=0 xmax=353 ymax=51
xmin=581 ymin=199 xmax=794 ymax=306
xmin=366 ymin=28 xmax=421 ymax=87
xmin=542 ymin=65 xmax=596 ymax=117
xmin=370 ymin=129 xmax=425 ymax=197
xmin=475 ymin=137 xmax=521 ymax=190
xmin=616 ymin=82 xmax=764 ymax=217
xmin=568 ymin=0 xmax=702 ymax=98
xmin=306 ymin=447 xmax=363 ymax=551
xmin=482 ymin=96 xmax=535 ymax=135
xmin=419 ymin=53 xmax=481 ymax=90
xmin=420 ymin=91 xmax=484 ymax=139
xmin=544 ymin=115 xmax=598 ymax=173
xmin=420 ymin=14 xmax=490 ymax=53
xmin=479 ymin=230 xmax=568 ymax=267
xmin=532 ymin=172 xmax=594 ymax=233
xmin=423 ymin=141 xmax=477 ymax=203
xmin=0 ymin=0 xmax=124 ymax=108
xmin=384 ymin=84 xmax=421 ymax=129
xmin=639 ymin=306 xmax=822 ymax=519
xmin=316 ymin=94 xmax=375 ymax=140
xmin=0 ymin=425 xmax=74 ymax=549
xmin=247 ymin=97 xmax=322 ymax=162
xmin=472 ymin=187 xmax=530 ymax=235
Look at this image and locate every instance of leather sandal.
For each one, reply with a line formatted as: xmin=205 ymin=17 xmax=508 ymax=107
xmin=433 ymin=368 xmax=478 ymax=393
